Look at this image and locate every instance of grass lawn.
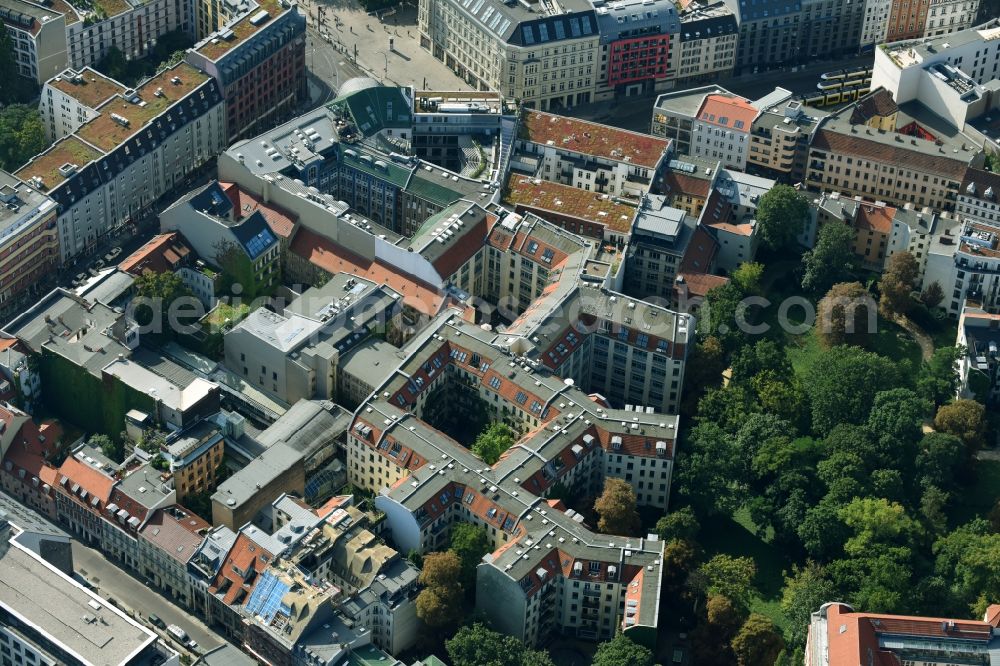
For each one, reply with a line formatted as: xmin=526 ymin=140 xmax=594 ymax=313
xmin=700 ymin=508 xmax=793 ymax=634
xmin=951 ymin=459 xmax=1000 ymax=527
xmin=908 ymin=304 xmax=960 ymax=350
xmin=784 ymin=316 xmax=922 ymax=377
xmin=204 ymin=301 xmax=250 ymax=329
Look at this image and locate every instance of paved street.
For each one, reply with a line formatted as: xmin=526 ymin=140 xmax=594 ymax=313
xmin=71 ymin=540 xmax=225 ymax=655
xmin=301 ymin=0 xmax=473 ymax=92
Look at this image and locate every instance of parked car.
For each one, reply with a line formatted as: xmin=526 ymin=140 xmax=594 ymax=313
xmin=187 ymin=640 xmax=199 ymax=652
xmin=147 ymin=614 xmax=166 ymax=629
xmin=167 ymin=624 xmax=189 ymax=643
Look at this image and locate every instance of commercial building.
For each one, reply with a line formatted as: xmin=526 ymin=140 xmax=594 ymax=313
xmin=689 ymin=92 xmax=757 ymax=170
xmin=185 ymin=0 xmax=306 ymax=144
xmin=675 ymin=2 xmax=738 ymax=85
xmin=0 ymin=172 xmax=58 ymax=320
xmin=514 ymin=109 xmax=670 ymax=200
xmin=873 ymin=19 xmax=1000 ymax=132
xmin=0 ymin=512 xmax=179 ymax=666
xmin=17 ymin=63 xmax=226 ymax=263
xmin=799 ymin=0 xmax=864 ymax=61
xmin=923 ymin=0 xmax=980 ymax=37
xmin=210 ymin=441 xmax=303 ymax=529
xmin=649 ymin=84 xmax=729 ymax=154
xmin=0 ymin=0 xmax=68 ymax=84
xmin=806 ymin=602 xmax=1000 ymax=666
xmin=721 ymin=0 xmax=801 ymax=72
xmin=418 ymin=0 xmax=680 ymax=111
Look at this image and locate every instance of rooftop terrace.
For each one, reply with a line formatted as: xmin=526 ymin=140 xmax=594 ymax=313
xmin=520 ymin=110 xmax=669 ymax=169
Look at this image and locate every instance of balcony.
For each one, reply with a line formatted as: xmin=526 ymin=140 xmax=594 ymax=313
xmin=583 ymin=588 xmax=601 ymax=598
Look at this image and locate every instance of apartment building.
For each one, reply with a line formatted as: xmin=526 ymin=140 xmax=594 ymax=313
xmin=0 ymin=171 xmax=58 ymax=319
xmin=38 ymin=67 xmax=124 ymax=140
xmin=345 ymin=311 xmax=678 ymax=646
xmin=17 ymin=63 xmax=225 ymax=263
xmin=186 ymin=0 xmax=306 ymax=144
xmin=959 ymin=167 xmax=1000 ymax=227
xmin=957 ymin=305 xmax=1000 ymax=403
xmin=806 ymin=602 xmax=1000 ymax=666
xmin=160 ymin=418 xmax=226 ymax=500
xmin=804 ymin=89 xmax=981 ymax=212
xmin=887 ymin=0 xmax=930 ymax=41
xmin=801 ymin=0 xmax=864 ymax=60
xmin=0 ymin=0 xmax=68 ymax=83
xmin=63 ymin=0 xmax=191 ymax=70
xmin=160 ymin=181 xmax=281 ymax=297
xmin=623 ymin=195 xmax=698 ymax=301
xmin=137 ymin=505 xmax=209 ymax=608
xmin=194 ymin=0 xmax=249 ymax=39
xmin=675 ymin=1 xmax=738 ymax=85
xmin=650 ymin=85 xmax=728 ymax=155
xmin=0 ymin=402 xmax=62 ymax=519
xmin=860 ymin=0 xmax=892 ymax=48
xmin=690 ymin=92 xmax=757 ymax=170
xmin=748 ymin=99 xmax=827 ymax=183
xmin=722 ymin=0 xmax=801 ymax=72
xmin=659 ymin=154 xmax=718 ymax=216
xmin=514 ymin=109 xmax=670 ymax=200
xmin=925 ymin=219 xmax=1000 ymax=315
xmin=503 ymin=174 xmax=638 ymax=245
xmin=925 ymin=0 xmax=980 ymax=36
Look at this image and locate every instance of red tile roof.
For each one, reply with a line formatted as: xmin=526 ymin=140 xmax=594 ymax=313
xmin=118 ymin=232 xmax=192 ymax=275
xmin=520 ymin=110 xmax=669 ymax=169
xmin=211 ymin=532 xmax=274 ymax=606
xmin=57 ymin=455 xmax=116 ymax=507
xmin=220 ymin=182 xmax=296 ymax=239
xmin=290 ymin=227 xmax=446 ymax=316
xmin=1 ymin=406 xmax=61 ymax=495
xmin=822 ymin=603 xmax=996 ymax=666
xmin=662 ymin=171 xmax=712 ymax=200
xmin=856 ymin=204 xmax=895 ymax=234
xmin=811 ymin=129 xmax=969 ymax=180
xmin=697 ymin=94 xmax=757 ymax=132
xmin=140 ymin=507 xmax=209 ymax=564
xmin=680 ymin=226 xmax=718 ymax=274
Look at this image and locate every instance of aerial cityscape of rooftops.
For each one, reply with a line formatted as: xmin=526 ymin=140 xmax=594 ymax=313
xmin=1 ymin=0 xmax=1000 ymax=661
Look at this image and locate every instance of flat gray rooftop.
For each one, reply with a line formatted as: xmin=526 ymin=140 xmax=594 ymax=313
xmin=0 ymin=539 xmax=156 ymax=665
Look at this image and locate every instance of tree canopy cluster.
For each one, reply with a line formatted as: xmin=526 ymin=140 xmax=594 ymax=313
xmin=0 ymin=105 xmax=47 ymax=172
xmin=673 ymin=333 xmax=994 ymax=664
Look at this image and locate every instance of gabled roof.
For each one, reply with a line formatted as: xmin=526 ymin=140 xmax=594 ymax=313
xmin=696 ymin=94 xmax=757 ymax=132
xmin=219 ymin=182 xmax=296 ymax=238
xmin=850 ymin=88 xmax=899 ymax=125
xmin=139 ymin=506 xmax=209 ymax=565
xmin=56 ymin=455 xmax=116 ymax=506
xmin=118 ymin=232 xmax=192 ymax=275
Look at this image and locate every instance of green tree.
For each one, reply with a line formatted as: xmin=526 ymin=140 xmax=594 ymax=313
xmin=449 ymin=523 xmax=491 ymax=590
xmin=96 ymin=46 xmax=128 ymax=81
xmin=699 ymin=282 xmax=748 ymax=352
xmin=90 ymin=434 xmax=125 ymax=463
xmin=681 ymin=336 xmax=727 ymax=414
xmin=699 ymin=555 xmax=757 ymax=610
xmin=731 ymin=613 xmax=785 ymax=666
xmin=655 ymin=506 xmax=700 ymax=543
xmin=0 ymin=24 xmax=37 ymax=104
xmin=132 ymin=269 xmax=197 ymax=340
xmin=471 ymin=421 xmax=516 ymax=464
xmin=730 ymin=339 xmax=793 ymax=385
xmin=918 ymin=346 xmax=963 ymax=405
xmin=755 ymin=184 xmax=809 ymax=250
xmin=446 ymin=623 xmax=555 ymax=666
xmin=801 ymin=222 xmax=857 ymax=294
xmin=839 ymin=497 xmax=919 ymax=556
xmin=594 ymin=477 xmax=640 ymax=536
xmin=878 ymin=251 xmax=920 ymax=315
xmin=816 ymin=282 xmax=877 ymax=348
xmin=804 ymin=346 xmax=900 ymax=435
xmin=732 ymin=261 xmax=764 ymax=294
xmin=933 ymin=519 xmax=1000 ymax=617
xmin=416 ymin=551 xmax=464 ymax=630
xmin=0 ymin=105 xmax=47 ymax=172
xmin=934 ymin=399 xmax=987 ymax=450
xmin=829 ymin=547 xmax=915 ymax=613
xmin=781 ymin=562 xmax=836 ymax=649
xmin=916 ymin=432 xmax=966 ymax=491
xmin=591 ymin=634 xmax=654 ymax=666
xmin=676 ymin=421 xmax=745 ymax=515
xmin=920 ymin=281 xmax=945 ymax=308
